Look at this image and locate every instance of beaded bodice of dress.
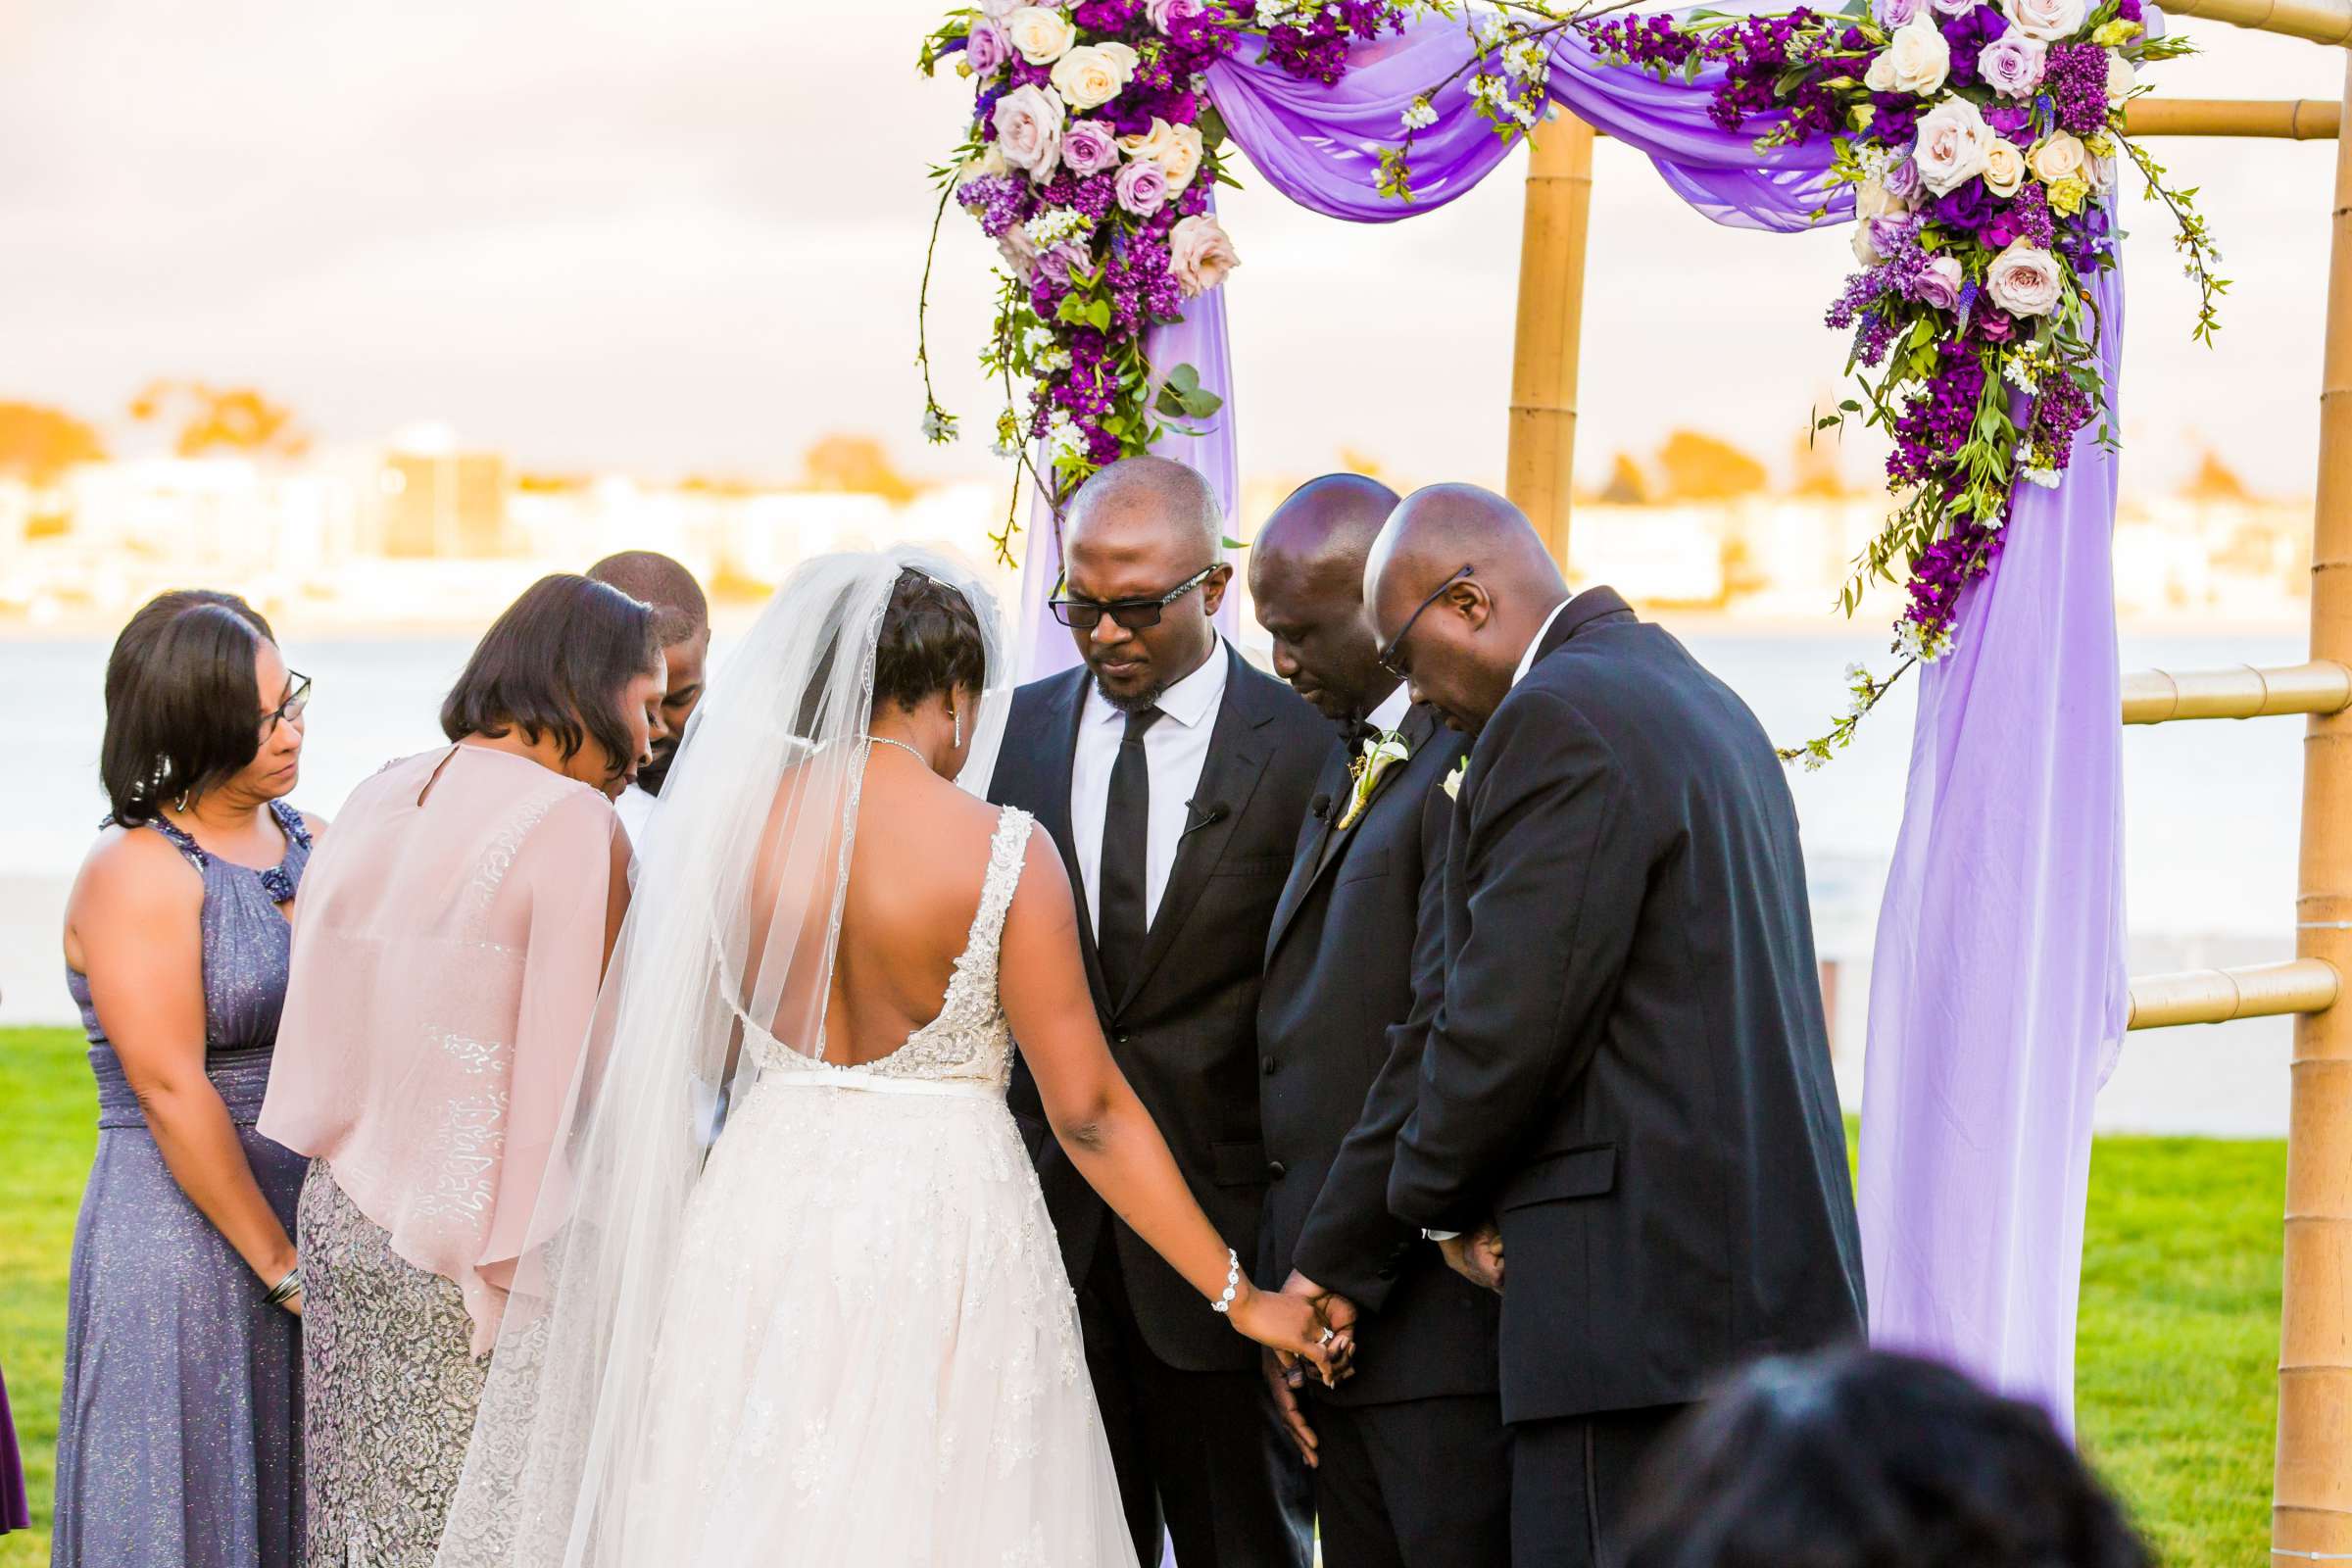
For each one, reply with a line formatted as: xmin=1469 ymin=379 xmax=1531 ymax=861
xmin=745 ymin=807 xmax=1035 ymax=1088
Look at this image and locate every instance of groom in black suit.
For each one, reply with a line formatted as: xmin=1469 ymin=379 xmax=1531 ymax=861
xmin=1366 ymin=485 xmax=1867 ymax=1568
xmin=990 ymin=456 xmax=1329 ymax=1568
xmin=1248 ymin=475 xmax=1507 ymax=1568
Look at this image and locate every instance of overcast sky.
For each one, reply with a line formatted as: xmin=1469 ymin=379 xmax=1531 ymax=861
xmin=6 ymin=0 xmax=2342 ymax=496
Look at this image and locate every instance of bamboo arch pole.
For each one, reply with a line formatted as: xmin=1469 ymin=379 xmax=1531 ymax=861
xmin=2278 ymin=52 xmax=2352 ymax=1568
xmin=1505 ymin=112 xmax=1596 ymax=568
xmin=2162 ymin=0 xmax=2352 ymax=45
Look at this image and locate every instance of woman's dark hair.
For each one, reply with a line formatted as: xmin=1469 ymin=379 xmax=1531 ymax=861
xmin=440 ymin=574 xmax=660 ymax=783
xmin=873 ymin=567 xmax=986 ymax=713
xmin=102 ymin=590 xmax=278 ymax=826
xmin=1618 ymin=1348 xmax=2152 ymax=1568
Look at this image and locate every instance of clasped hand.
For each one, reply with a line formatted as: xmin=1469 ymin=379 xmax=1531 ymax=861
xmin=1258 ymin=1271 xmax=1360 ymax=1468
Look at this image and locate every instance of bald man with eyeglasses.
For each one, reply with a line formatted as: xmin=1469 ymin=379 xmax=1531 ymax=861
xmin=990 ymin=457 xmax=1331 ymax=1568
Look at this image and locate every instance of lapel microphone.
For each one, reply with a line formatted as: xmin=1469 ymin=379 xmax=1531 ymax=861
xmin=1308 ymin=793 xmax=1332 ymax=822
xmin=1183 ymin=800 xmax=1231 ymax=837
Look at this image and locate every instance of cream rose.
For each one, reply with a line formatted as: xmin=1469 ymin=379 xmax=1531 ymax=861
xmin=2028 ymin=129 xmax=2086 ymax=184
xmin=1050 ymin=42 xmax=1137 ymax=110
xmin=1863 ymin=16 xmax=1952 ymax=96
xmin=1999 ymin=0 xmax=2088 ymax=40
xmin=1982 ymin=138 xmax=2027 ymax=197
xmin=1168 ymin=213 xmax=1239 ymax=298
xmin=1004 ymin=5 xmax=1076 ymax=65
xmin=992 ymin=83 xmax=1066 ymax=180
xmin=1854 ymin=173 xmax=1908 ymax=221
xmin=2105 ymin=49 xmax=2135 ymax=101
xmin=1913 ymin=96 xmax=1996 ymax=196
xmin=1852 ymin=222 xmax=1885 ymax=267
xmin=1985 ymin=241 xmax=2064 ymax=318
xmin=1119 ymin=117 xmax=1205 ymax=190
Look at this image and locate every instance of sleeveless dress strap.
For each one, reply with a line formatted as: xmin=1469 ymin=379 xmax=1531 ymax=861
xmin=135 ymin=813 xmax=210 ymax=870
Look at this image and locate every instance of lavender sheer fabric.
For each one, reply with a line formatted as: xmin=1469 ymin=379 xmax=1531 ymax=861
xmin=1861 ymin=271 xmax=2129 ymax=1431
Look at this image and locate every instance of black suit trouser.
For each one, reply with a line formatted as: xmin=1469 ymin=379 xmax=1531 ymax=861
xmin=1311 ymin=1392 xmax=1511 ymax=1568
xmin=1076 ymin=1225 xmax=1312 ymax=1568
xmin=1508 ymin=1404 xmax=1690 ymax=1568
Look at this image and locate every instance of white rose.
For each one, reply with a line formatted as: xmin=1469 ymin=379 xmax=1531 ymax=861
xmin=979 ymin=0 xmax=1023 ymax=17
xmin=1004 ymin=5 xmax=1076 ymax=65
xmin=1985 ymin=241 xmax=2064 ymax=317
xmin=2087 ymin=151 xmax=2117 ymax=193
xmin=991 ymin=83 xmax=1066 ymax=180
xmin=1167 ymin=212 xmax=1239 ymax=297
xmin=1854 ymin=172 xmax=1908 ymax=220
xmin=1999 ymin=0 xmax=2087 ymax=40
xmin=2028 ymin=129 xmax=2086 ymax=183
xmin=957 ymin=143 xmax=1011 ymax=189
xmin=1912 ymin=96 xmax=1996 ymax=196
xmin=1870 ymin=17 xmax=1952 ymax=95
xmin=2106 ymin=48 xmax=2135 ymax=101
xmin=1982 ymin=138 xmax=2027 ymax=197
xmin=1050 ymin=42 xmax=1137 ymax=110
xmin=1852 ymin=222 xmax=1885 ymax=267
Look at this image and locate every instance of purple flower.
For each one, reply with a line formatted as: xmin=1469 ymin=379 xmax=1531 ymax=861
xmin=1937 ymin=3 xmax=2008 ymax=84
xmin=1983 ymin=102 xmax=2032 ymax=135
xmin=1932 ymin=178 xmax=1996 ymax=231
xmin=1034 ymin=240 xmax=1094 ymax=289
xmin=1978 ymin=31 xmax=2046 ymax=97
xmin=1063 ymin=119 xmax=1121 ymax=176
xmin=965 ymin=20 xmax=1010 ymax=76
xmin=1911 ymin=253 xmax=1966 ymax=310
xmin=1884 ymin=152 xmax=1924 ymax=203
xmin=1874 ymin=0 xmax=1928 ymax=26
xmin=1929 ymin=0 xmax=1976 ymax=16
xmin=2042 ymin=41 xmax=2116 ymax=135
xmin=1114 ymin=158 xmax=1169 ymax=217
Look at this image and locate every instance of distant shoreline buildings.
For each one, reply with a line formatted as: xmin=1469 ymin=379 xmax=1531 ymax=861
xmin=0 ymin=430 xmax=2315 ymax=637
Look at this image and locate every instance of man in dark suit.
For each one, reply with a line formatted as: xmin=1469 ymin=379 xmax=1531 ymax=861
xmin=1365 ymin=484 xmax=1867 ymax=1568
xmin=990 ymin=456 xmax=1330 ymax=1568
xmin=1248 ymin=475 xmax=1508 ymax=1568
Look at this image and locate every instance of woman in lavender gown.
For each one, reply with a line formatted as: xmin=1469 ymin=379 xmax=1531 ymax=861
xmin=53 ymin=590 xmax=325 ymax=1568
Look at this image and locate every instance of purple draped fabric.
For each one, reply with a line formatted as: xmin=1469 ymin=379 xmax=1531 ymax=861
xmin=1003 ymin=15 xmax=2127 ymax=1425
xmin=1860 ymin=271 xmax=2129 ymax=1431
xmin=1012 ymin=239 xmax=1243 ymax=681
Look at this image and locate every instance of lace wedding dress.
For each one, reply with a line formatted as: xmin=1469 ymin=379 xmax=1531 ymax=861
xmin=612 ymin=807 xmax=1134 ymax=1565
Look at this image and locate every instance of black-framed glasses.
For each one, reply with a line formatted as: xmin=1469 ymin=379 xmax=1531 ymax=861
xmin=1050 ymin=565 xmax=1217 ymax=632
xmin=262 ymin=672 xmax=311 ymax=740
xmin=1376 ymin=565 xmax=1473 ymax=680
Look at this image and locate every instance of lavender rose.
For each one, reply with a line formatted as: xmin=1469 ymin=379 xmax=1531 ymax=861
xmin=1884 ymin=153 xmax=1925 ymax=202
xmin=1145 ymin=0 xmax=1204 ymax=29
xmin=1977 ymin=31 xmax=2047 ymax=97
xmin=1168 ymin=212 xmax=1239 ymax=297
xmin=1999 ymin=0 xmax=2088 ymax=40
xmin=993 ymin=83 xmax=1067 ymax=181
xmin=1985 ymin=241 xmax=2063 ymax=316
xmin=1035 ymin=240 xmax=1093 ymax=287
xmin=1873 ymin=0 xmax=1928 ymax=27
xmin=1914 ymin=253 xmax=1966 ymax=310
xmin=1062 ymin=118 xmax=1121 ymax=176
xmin=965 ymin=21 xmax=1011 ymax=76
xmin=1115 ymin=157 xmax=1169 ymax=218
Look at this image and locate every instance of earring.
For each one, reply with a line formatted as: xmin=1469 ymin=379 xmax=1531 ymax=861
xmin=952 ymin=703 xmax=962 ymax=749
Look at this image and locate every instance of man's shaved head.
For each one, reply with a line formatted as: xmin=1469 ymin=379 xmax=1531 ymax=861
xmin=1363 ymin=483 xmax=1568 ymax=734
xmin=1249 ymin=473 xmax=1400 ymax=722
xmin=587 ymin=550 xmax=710 ymax=795
xmin=1057 ymin=455 xmax=1233 ymax=711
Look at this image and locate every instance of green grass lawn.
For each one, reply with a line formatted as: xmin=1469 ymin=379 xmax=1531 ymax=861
xmin=0 ymin=1027 xmax=2283 ymax=1566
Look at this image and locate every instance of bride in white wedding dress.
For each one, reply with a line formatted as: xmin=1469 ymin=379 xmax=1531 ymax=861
xmin=433 ymin=548 xmax=1337 ymax=1568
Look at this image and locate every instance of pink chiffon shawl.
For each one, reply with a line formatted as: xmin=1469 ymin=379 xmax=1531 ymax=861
xmin=261 ymin=745 xmax=621 ymax=1354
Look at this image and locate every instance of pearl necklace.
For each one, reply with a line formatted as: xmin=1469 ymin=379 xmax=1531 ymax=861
xmin=868 ymin=736 xmax=934 ymax=771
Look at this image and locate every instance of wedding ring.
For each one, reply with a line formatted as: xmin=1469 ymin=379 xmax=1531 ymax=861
xmin=1317 ymin=1327 xmax=1335 ymax=1346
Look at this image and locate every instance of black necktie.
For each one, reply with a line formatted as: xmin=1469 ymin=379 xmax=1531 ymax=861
xmin=1097 ymin=706 xmax=1163 ymax=1002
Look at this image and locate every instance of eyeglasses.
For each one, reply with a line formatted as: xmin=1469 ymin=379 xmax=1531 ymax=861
xmin=1376 ymin=565 xmax=1473 ymax=680
xmin=262 ymin=672 xmax=311 ymax=740
xmin=1050 ymin=565 xmax=1217 ymax=632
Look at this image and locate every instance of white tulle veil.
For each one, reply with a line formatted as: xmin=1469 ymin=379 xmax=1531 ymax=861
xmin=433 ymin=544 xmax=1013 ymax=1568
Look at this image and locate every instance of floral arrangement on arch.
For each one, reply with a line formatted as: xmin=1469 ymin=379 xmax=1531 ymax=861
xmin=1581 ymin=0 xmax=2216 ymax=761
xmin=918 ymin=1 xmax=1416 ymax=559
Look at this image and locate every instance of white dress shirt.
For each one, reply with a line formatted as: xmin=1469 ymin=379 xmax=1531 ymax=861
xmin=1069 ymin=639 xmax=1231 ymax=937
xmin=1365 ymin=684 xmax=1412 ymax=738
xmin=1512 ymin=598 xmax=1575 ymax=689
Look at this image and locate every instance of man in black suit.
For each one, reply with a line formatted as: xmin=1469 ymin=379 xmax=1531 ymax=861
xmin=990 ymin=456 xmax=1330 ymax=1568
xmin=1365 ymin=484 xmax=1867 ymax=1568
xmin=1248 ymin=475 xmax=1508 ymax=1568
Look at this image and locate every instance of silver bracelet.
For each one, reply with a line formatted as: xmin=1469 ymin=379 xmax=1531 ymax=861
xmin=1210 ymin=1249 xmax=1241 ymax=1314
xmin=263 ymin=1267 xmax=303 ymax=1307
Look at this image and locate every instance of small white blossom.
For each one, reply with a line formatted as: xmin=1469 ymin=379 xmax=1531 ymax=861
xmin=1034 ymin=345 xmax=1072 ymax=373
xmin=1502 ymin=38 xmax=1547 ymax=79
xmin=1894 ymin=619 xmax=1955 ymax=662
xmin=2021 ymin=464 xmax=2062 ymax=488
xmin=920 ymin=407 xmax=956 ymax=444
xmin=1400 ymin=96 xmax=1439 ymax=131
xmin=2000 ymin=354 xmax=2040 ymax=394
xmin=1843 ymin=661 xmax=1871 ymax=685
xmin=1024 ymin=207 xmax=1091 ymax=247
xmin=1802 ymin=750 xmax=1828 ymax=772
xmin=1045 ymin=410 xmax=1087 ymax=463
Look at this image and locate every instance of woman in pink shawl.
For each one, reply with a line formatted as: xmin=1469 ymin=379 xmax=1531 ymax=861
xmin=260 ymin=574 xmax=664 ymax=1567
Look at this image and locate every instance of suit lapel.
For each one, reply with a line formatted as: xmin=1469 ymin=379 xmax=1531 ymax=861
xmin=1265 ymin=743 xmax=1351 ymax=963
xmin=1123 ymin=646 xmax=1272 ymax=1011
xmin=1034 ymin=669 xmax=1112 ymax=1017
xmin=1265 ymin=705 xmax=1446 ymax=969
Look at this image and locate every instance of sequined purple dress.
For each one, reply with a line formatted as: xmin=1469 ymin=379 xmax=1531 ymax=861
xmin=51 ymin=802 xmax=313 ymax=1568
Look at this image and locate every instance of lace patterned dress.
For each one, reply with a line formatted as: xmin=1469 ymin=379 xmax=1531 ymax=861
xmin=616 ymin=807 xmax=1133 ymax=1565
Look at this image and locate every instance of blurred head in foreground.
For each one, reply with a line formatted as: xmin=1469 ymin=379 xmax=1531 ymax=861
xmin=1617 ymin=1348 xmax=2152 ymax=1568
xmin=588 ymin=551 xmax=710 ymax=795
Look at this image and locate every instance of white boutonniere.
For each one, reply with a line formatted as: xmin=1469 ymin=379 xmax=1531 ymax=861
xmin=1336 ymin=730 xmax=1411 ymax=832
xmin=1442 ymin=760 xmax=1466 ymax=801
